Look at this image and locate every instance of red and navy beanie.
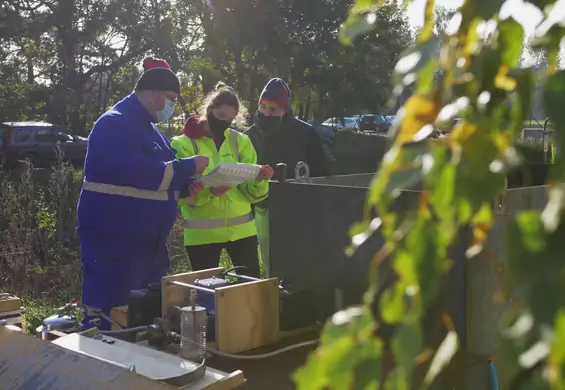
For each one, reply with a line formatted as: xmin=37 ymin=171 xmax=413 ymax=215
xmin=135 ymin=57 xmax=180 ymax=95
xmin=259 ymin=78 xmax=291 ymax=112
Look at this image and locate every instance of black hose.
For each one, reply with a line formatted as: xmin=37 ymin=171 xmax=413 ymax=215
xmin=221 ymin=266 xmax=247 ymax=276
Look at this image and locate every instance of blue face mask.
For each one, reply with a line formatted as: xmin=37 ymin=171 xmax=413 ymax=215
xmin=156 ymin=98 xmax=175 ymax=122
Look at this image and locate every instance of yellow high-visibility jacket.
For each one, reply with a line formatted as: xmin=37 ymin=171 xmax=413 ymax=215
xmin=171 ymin=119 xmax=268 ymax=246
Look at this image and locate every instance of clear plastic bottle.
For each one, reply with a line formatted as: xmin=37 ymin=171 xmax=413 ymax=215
xmin=180 ymin=305 xmax=207 ymax=361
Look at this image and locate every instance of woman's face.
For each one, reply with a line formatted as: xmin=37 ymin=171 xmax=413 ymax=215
xmin=210 ymin=104 xmax=237 ymax=123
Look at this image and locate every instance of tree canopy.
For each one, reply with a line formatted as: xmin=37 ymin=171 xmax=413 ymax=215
xmin=0 ymin=0 xmax=413 ymax=133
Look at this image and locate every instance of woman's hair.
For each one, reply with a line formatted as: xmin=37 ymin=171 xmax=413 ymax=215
xmin=199 ymin=82 xmax=247 ymax=120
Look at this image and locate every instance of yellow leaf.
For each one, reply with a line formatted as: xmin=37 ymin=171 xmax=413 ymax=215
xmin=494 ymin=65 xmax=517 ymax=91
xmin=397 ymin=94 xmax=441 ymax=145
xmin=448 ymin=121 xmax=477 ymax=144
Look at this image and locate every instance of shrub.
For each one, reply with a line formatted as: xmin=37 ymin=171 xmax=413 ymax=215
xmin=0 ymin=162 xmax=82 ymax=298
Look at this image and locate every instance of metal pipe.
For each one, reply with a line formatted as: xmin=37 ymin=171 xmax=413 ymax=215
xmin=276 ymin=163 xmax=288 ymax=183
xmin=544 ymin=117 xmax=551 ymax=163
xmin=225 ymin=273 xmax=260 ymax=283
xmin=168 ymin=280 xmax=215 ymax=294
xmin=224 ymin=273 xmax=287 ymax=292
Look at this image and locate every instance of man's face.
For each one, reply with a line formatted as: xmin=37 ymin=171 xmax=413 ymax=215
xmin=153 ymin=90 xmax=179 ymax=111
xmin=259 ymin=101 xmax=285 ymax=117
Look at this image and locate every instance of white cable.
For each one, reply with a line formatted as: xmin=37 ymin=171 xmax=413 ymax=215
xmin=205 ymin=339 xmax=319 ymax=360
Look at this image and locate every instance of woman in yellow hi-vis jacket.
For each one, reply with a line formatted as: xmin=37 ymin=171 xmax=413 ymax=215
xmin=171 ymin=83 xmax=274 ymax=278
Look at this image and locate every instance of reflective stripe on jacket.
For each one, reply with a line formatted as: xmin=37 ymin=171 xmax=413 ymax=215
xmin=171 ymin=127 xmax=268 ymax=246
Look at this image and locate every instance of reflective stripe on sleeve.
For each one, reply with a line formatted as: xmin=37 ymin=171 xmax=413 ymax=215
xmin=183 ymin=212 xmax=253 ymax=229
xmin=158 ymin=161 xmax=175 ymax=191
xmin=229 ymin=129 xmax=240 ymax=162
xmin=83 ymin=180 xmax=179 ymax=201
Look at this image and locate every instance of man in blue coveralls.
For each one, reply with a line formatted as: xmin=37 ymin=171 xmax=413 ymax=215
xmin=77 ymin=57 xmax=209 ymax=329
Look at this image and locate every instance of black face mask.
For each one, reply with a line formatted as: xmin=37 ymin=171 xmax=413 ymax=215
xmin=207 ymin=113 xmax=231 ymax=136
xmin=257 ymin=112 xmax=283 ymax=130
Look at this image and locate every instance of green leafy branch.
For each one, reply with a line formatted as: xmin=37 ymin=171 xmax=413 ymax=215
xmin=294 ymin=0 xmax=565 ymax=389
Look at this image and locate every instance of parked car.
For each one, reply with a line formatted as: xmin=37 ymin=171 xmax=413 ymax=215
xmin=357 ymin=114 xmax=391 ymax=134
xmin=321 ymin=116 xmax=361 ymax=131
xmin=385 ymin=115 xmax=398 ymax=125
xmin=0 ymin=122 xmax=87 ymax=168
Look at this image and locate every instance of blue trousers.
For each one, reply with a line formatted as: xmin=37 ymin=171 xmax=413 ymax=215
xmin=80 ymin=247 xmax=169 ymax=330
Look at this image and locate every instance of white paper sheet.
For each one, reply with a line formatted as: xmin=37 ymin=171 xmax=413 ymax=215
xmin=197 ymin=162 xmax=261 ymax=187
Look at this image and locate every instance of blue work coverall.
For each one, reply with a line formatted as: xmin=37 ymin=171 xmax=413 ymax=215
xmin=77 ymin=93 xmax=196 ymax=330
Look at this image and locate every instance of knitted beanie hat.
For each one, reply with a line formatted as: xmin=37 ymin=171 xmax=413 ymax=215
xmin=135 ymin=57 xmax=180 ymax=95
xmin=259 ymin=78 xmax=291 ymax=112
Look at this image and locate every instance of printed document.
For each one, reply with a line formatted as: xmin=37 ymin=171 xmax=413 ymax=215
xmin=197 ymin=162 xmax=261 ymax=187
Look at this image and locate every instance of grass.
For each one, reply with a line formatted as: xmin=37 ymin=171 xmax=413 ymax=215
xmin=21 ymin=296 xmax=71 ymax=335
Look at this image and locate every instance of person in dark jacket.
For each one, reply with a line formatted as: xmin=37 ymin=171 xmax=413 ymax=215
xmin=244 ymin=78 xmax=329 ymax=275
xmin=77 ymin=57 xmax=208 ymax=329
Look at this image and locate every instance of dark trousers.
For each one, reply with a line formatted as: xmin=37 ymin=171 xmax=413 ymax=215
xmin=185 ymin=235 xmax=260 ymax=278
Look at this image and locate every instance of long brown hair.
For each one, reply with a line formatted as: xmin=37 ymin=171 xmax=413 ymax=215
xmin=199 ymin=82 xmax=247 ymax=122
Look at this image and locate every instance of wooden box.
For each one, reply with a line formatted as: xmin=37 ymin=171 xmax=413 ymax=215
xmin=162 ymin=268 xmax=280 ymax=354
xmin=110 ymin=305 xmax=129 ymax=330
xmin=0 ymin=294 xmax=21 ymax=313
xmin=0 ymin=294 xmax=26 ymax=333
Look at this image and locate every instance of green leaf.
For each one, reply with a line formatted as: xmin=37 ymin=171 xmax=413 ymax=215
xmin=322 ymin=307 xmax=376 ymax=345
xmin=384 ymin=368 xmax=409 ymax=390
xmin=294 ymin=307 xmax=381 ymax=390
xmin=381 ymin=281 xmax=408 ymax=323
xmin=515 ymin=211 xmax=545 ymax=253
xmin=391 ymin=321 xmax=423 ymax=375
xmin=498 ymin=17 xmax=525 ymax=68
xmin=509 ymin=68 xmax=534 ymax=137
xmin=394 ymin=38 xmax=440 ymax=79
xmin=549 ymin=309 xmax=565 ymax=387
xmin=347 ymin=218 xmax=382 ymax=256
xmin=430 ymin=160 xmax=456 ymax=222
xmin=544 ymin=71 xmax=565 ymax=182
xmin=339 ymin=13 xmax=377 ymax=45
xmin=462 ymin=0 xmax=501 ymax=21
xmin=351 ymin=0 xmax=380 ymax=14
xmin=294 ymin=337 xmax=357 ymax=389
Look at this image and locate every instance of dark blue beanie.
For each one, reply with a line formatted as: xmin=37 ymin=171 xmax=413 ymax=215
xmin=259 ymin=78 xmax=291 ymax=112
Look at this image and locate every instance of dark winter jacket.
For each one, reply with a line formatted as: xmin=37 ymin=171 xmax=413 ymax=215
xmin=244 ymin=113 xmax=329 ymax=208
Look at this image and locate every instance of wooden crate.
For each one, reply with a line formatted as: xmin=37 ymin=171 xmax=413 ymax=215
xmin=162 ymin=269 xmax=280 ymax=354
xmin=0 ymin=294 xmax=21 ymax=313
xmin=110 ymin=305 xmax=129 ymax=330
xmin=0 ymin=294 xmax=26 ymax=333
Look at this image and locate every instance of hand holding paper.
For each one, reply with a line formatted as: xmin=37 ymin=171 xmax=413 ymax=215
xmin=256 ymin=165 xmax=274 ymax=181
xmin=197 ymin=162 xmax=261 ymax=187
xmin=193 ymin=155 xmax=209 ymax=174
xmin=189 ymin=181 xmax=204 ymax=196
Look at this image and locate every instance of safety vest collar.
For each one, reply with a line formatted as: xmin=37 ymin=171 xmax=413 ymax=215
xmin=189 ymin=128 xmax=241 ymax=163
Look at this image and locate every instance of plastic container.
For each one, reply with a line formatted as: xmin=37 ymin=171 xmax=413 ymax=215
xmin=179 ymin=306 xmax=207 ymax=361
